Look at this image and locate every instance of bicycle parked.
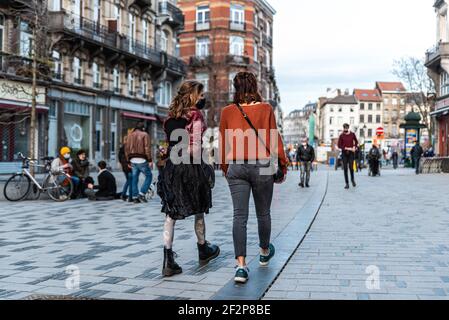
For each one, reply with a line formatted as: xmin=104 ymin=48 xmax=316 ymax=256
xmin=3 ymin=153 xmax=74 ymax=202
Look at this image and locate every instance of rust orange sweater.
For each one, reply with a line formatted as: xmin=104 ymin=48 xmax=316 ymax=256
xmin=219 ymin=102 xmax=288 ymax=174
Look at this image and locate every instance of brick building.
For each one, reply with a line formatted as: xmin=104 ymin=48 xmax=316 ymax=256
xmin=177 ymin=0 xmax=280 ymax=128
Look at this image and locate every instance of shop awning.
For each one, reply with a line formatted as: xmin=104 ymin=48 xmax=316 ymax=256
xmin=0 ymin=101 xmax=48 ymax=113
xmin=431 ymin=106 xmax=449 ymax=117
xmin=121 ymin=112 xmax=157 ymax=121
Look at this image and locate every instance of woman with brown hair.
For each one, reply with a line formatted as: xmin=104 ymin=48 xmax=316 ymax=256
xmin=157 ymin=80 xmax=220 ymax=277
xmin=219 ymin=72 xmax=288 ymax=284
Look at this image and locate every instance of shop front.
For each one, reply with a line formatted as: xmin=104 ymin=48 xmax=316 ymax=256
xmin=63 ymin=101 xmax=91 ymax=154
xmin=0 ymin=79 xmax=47 ymax=173
xmin=431 ymin=96 xmax=449 ymax=157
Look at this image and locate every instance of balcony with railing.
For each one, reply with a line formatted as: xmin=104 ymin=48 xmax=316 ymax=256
xmin=129 ymin=0 xmax=152 ymax=9
xmin=226 ymin=55 xmax=250 ymax=66
xmin=158 ymin=1 xmax=185 ymax=28
xmin=195 ymin=21 xmax=211 ymax=31
xmin=120 ymin=37 xmax=163 ymax=66
xmin=189 ymin=56 xmax=212 ymax=68
xmin=166 ymin=54 xmax=186 ymax=74
xmin=49 ymin=11 xmax=118 ymax=48
xmin=229 ymin=20 xmax=246 ymax=31
xmin=425 ymin=42 xmax=449 ymax=69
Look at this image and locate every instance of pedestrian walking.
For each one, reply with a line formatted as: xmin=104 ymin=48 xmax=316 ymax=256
xmin=219 ymin=72 xmax=288 ymax=284
xmin=392 ymin=151 xmax=399 ymax=169
xmin=118 ymin=137 xmax=133 ymax=202
xmin=338 ymin=124 xmax=359 ymax=189
xmin=368 ymin=144 xmax=381 ymax=176
xmin=125 ymin=121 xmax=153 ymax=204
xmin=296 ymin=137 xmax=315 ymax=188
xmin=411 ymin=141 xmax=424 ymax=175
xmin=157 ymin=80 xmax=219 ymax=277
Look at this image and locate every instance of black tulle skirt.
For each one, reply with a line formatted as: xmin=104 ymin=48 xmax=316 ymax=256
xmin=157 ymin=159 xmax=213 ymax=220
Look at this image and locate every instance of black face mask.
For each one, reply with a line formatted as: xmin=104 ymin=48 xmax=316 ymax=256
xmin=196 ymin=98 xmax=207 ymax=110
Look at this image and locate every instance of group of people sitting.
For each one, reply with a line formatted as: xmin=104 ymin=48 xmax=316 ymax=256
xmin=51 ymin=146 xmax=118 ymax=201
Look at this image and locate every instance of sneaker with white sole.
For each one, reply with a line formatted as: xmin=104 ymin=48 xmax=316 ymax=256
xmin=259 ymin=243 xmax=275 ymax=266
xmin=234 ymin=266 xmax=249 ymax=283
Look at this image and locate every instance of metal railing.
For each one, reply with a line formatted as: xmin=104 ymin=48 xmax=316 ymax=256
xmin=120 ymin=37 xmax=163 ymax=66
xmin=158 ymin=1 xmax=184 ymax=27
xmin=420 ymin=157 xmax=449 ymax=174
xmin=166 ymin=54 xmax=186 ymax=74
xmin=50 ymin=12 xmax=164 ymax=67
xmin=49 ymin=12 xmax=118 ymax=48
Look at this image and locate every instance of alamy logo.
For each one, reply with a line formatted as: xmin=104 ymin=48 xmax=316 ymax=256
xmin=65 ymin=265 xmax=80 ymax=290
xmin=365 ymin=265 xmax=380 ymax=290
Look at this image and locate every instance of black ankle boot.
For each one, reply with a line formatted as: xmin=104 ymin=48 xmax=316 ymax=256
xmin=197 ymin=241 xmax=220 ymax=265
xmin=162 ymin=248 xmax=182 ymax=277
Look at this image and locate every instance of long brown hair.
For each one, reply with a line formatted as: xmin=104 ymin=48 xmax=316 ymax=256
xmin=233 ymin=72 xmax=262 ymax=105
xmin=169 ymin=80 xmax=204 ymax=119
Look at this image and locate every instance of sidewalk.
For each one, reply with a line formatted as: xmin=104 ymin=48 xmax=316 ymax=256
xmin=0 ymin=169 xmax=325 ymax=300
xmin=264 ymin=168 xmax=449 ymax=300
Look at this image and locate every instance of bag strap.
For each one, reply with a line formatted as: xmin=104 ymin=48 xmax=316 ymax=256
xmin=235 ymin=103 xmax=271 ymax=157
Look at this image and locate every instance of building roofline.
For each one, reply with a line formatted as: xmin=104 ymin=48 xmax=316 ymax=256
xmin=255 ymin=0 xmax=276 ymax=15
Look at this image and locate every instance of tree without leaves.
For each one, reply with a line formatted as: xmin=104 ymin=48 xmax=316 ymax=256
xmin=392 ymin=57 xmax=436 ymax=144
xmin=1 ymin=0 xmax=52 ymax=172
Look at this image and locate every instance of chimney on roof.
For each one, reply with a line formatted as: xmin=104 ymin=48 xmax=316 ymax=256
xmin=344 ymin=89 xmax=349 ymax=95
xmin=337 ymin=89 xmax=342 ymax=96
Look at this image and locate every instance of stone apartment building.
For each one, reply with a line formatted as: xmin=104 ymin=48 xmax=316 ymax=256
xmin=0 ymin=0 xmax=186 ymax=171
xmin=177 ymin=0 xmax=280 ymax=128
xmin=321 ymin=95 xmax=358 ymax=145
xmin=353 ymin=89 xmax=383 ymax=142
xmin=283 ymin=109 xmax=308 ymax=147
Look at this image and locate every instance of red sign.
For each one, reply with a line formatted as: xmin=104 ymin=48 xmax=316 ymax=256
xmin=376 ymin=127 xmax=384 ymax=136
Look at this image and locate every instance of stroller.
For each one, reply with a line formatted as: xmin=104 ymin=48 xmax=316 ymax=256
xmin=367 ymin=147 xmax=381 ymax=177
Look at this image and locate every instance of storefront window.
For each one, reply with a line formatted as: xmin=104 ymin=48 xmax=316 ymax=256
xmin=441 ymin=71 xmax=449 ymax=97
xmin=63 ymin=102 xmax=90 ymax=152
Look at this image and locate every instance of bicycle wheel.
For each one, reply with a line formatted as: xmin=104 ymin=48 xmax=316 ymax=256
xmin=27 ymin=183 xmax=41 ymax=200
xmin=3 ymin=173 xmax=31 ymax=201
xmin=44 ymin=173 xmax=73 ymax=202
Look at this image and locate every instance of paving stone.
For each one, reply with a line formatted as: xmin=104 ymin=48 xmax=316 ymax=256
xmin=264 ymin=169 xmax=449 ymax=300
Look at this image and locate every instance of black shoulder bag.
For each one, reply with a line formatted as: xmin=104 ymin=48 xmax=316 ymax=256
xmin=235 ymin=103 xmax=285 ymax=184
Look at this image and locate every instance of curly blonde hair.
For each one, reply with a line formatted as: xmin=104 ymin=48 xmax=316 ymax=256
xmin=168 ymin=80 xmax=204 ymax=119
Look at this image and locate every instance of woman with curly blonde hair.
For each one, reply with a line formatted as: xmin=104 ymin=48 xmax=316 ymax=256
xmin=157 ymin=80 xmax=220 ymax=277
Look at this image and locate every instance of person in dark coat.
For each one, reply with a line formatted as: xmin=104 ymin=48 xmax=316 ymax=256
xmin=118 ymin=138 xmax=132 ymax=202
xmin=368 ymin=145 xmax=381 ymax=176
xmin=411 ymin=141 xmax=424 ymax=175
xmin=85 ymin=161 xmax=118 ymax=201
xmin=296 ymin=137 xmax=315 ymax=188
xmin=71 ymin=149 xmax=91 ymax=198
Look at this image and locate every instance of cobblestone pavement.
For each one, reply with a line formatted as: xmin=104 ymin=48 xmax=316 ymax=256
xmin=264 ymin=168 xmax=449 ymax=300
xmin=0 ymin=168 xmax=325 ymax=300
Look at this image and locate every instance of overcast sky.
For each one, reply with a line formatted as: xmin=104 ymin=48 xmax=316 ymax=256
xmin=270 ymin=0 xmax=436 ymax=114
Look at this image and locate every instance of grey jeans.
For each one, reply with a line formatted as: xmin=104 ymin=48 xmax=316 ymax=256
xmin=300 ymin=161 xmax=312 ymax=184
xmin=226 ymin=163 xmax=274 ymax=259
